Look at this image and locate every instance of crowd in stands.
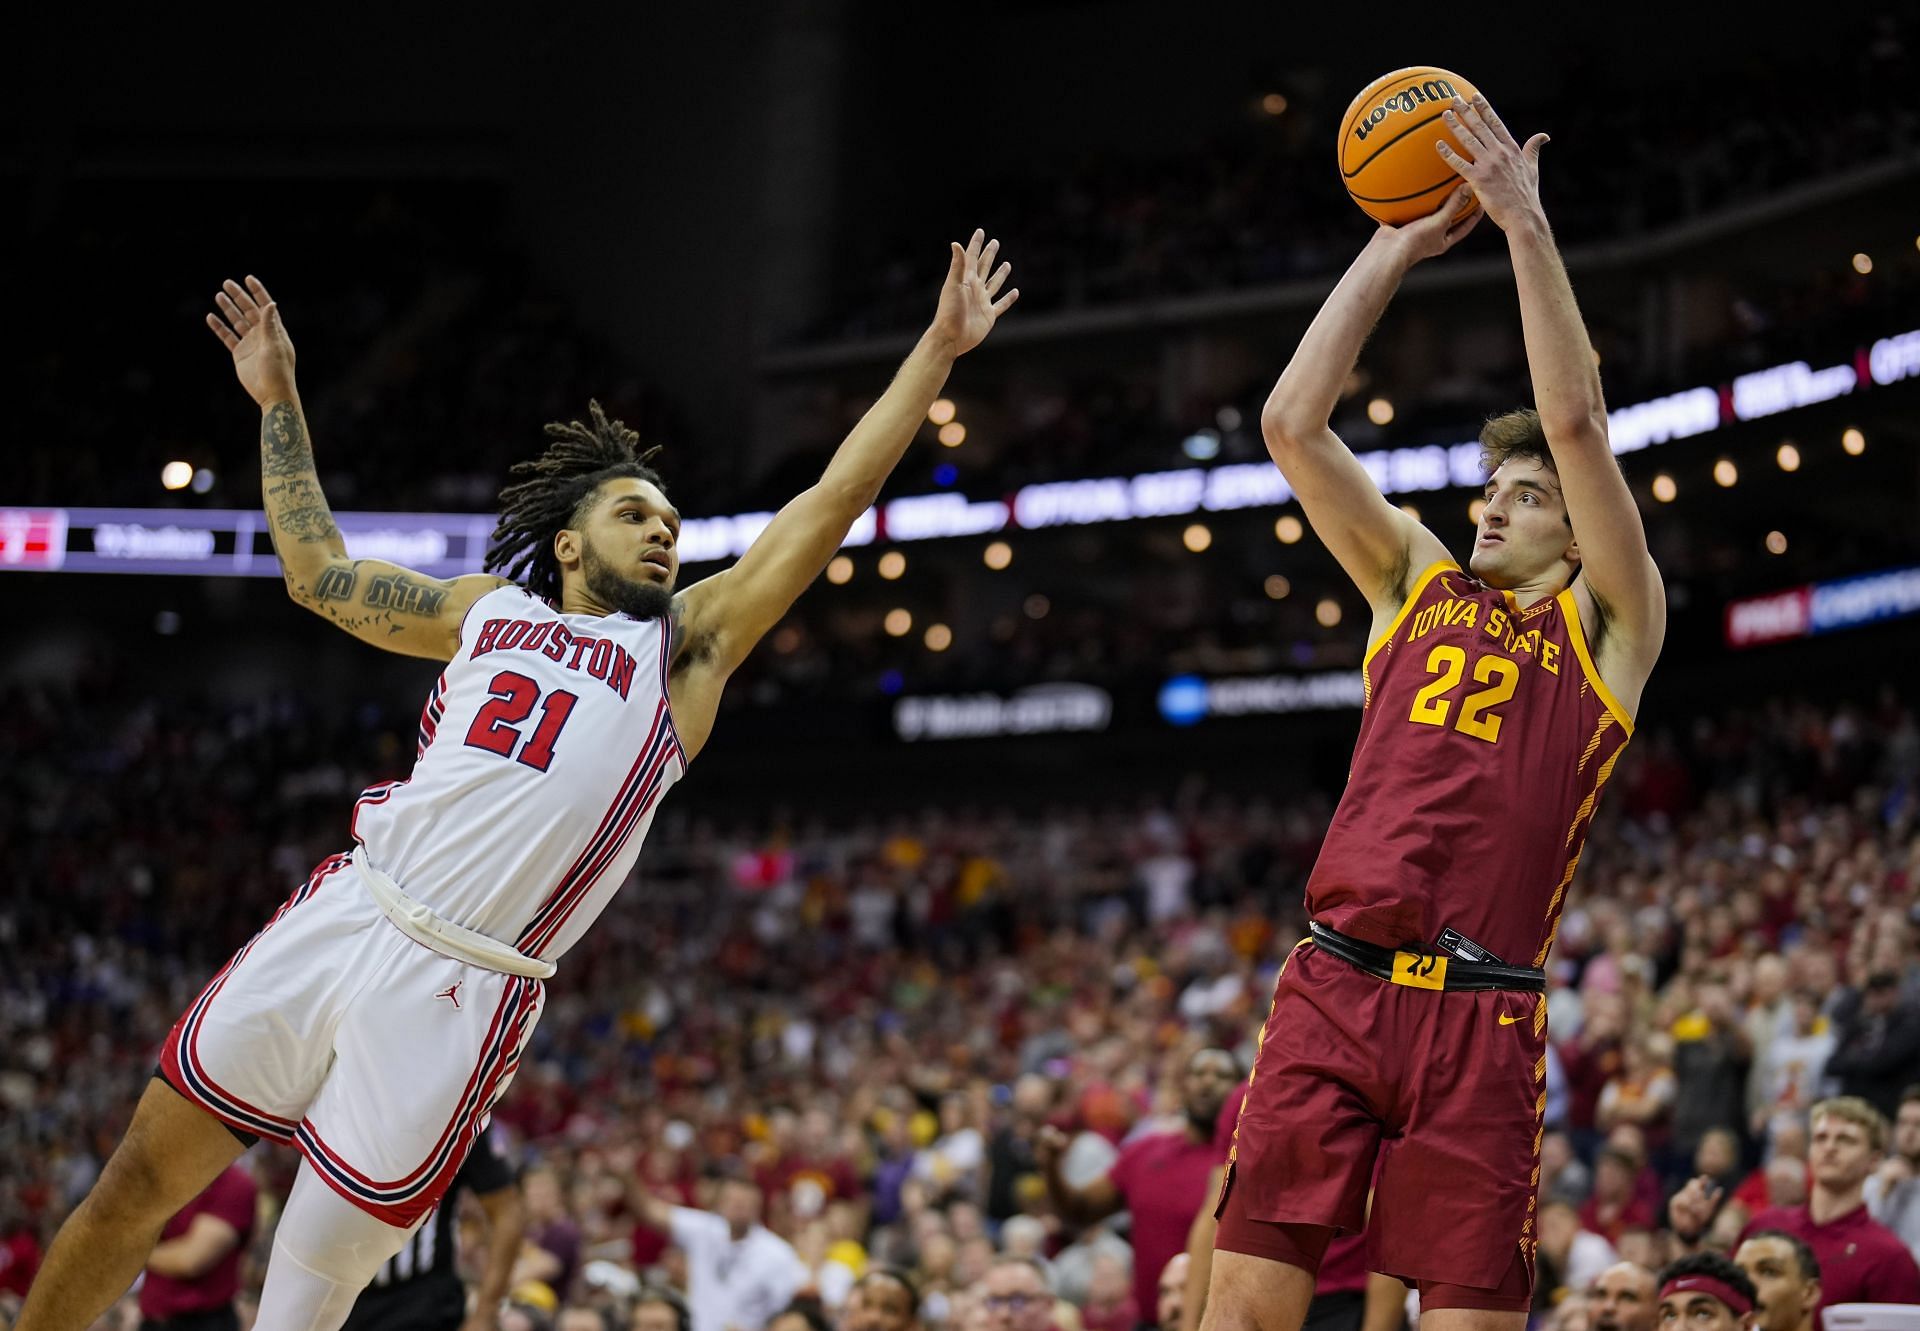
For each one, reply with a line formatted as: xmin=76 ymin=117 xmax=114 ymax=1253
xmin=2 ymin=667 xmax=1917 ymax=1329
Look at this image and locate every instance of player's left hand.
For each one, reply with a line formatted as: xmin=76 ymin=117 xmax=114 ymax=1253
xmin=928 ymin=229 xmax=1019 ymax=356
xmin=1433 ymin=95 xmax=1549 ymax=234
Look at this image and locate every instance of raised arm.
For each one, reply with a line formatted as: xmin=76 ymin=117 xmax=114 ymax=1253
xmin=207 ymin=276 xmax=507 ymax=661
xmin=1261 ymin=195 xmax=1476 ymax=615
xmin=1438 ymin=98 xmax=1665 ymax=703
xmin=666 ymin=233 xmax=1016 ymax=749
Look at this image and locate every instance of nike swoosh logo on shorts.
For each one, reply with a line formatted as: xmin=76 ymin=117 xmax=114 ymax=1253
xmin=1498 ymin=1013 xmax=1524 ymax=1025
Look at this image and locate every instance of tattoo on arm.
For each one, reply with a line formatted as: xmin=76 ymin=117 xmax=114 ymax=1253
xmin=260 ymin=403 xmax=342 ymax=548
xmin=366 ymin=573 xmax=448 ymax=617
xmin=314 ymin=563 xmax=358 ymax=601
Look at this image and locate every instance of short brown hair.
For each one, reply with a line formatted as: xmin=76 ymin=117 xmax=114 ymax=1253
xmin=1478 ymin=408 xmax=1557 ymax=479
xmin=1809 ymin=1096 xmax=1888 ymax=1152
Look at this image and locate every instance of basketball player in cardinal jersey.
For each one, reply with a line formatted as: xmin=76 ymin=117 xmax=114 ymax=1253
xmin=17 ymin=232 xmax=1017 ymax=1331
xmin=1203 ymin=99 xmax=1665 ymax=1329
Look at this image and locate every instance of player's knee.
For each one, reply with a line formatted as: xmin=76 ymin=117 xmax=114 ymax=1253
xmin=87 ymin=1142 xmax=182 ymax=1226
xmin=1203 ymin=1253 xmax=1314 ymax=1331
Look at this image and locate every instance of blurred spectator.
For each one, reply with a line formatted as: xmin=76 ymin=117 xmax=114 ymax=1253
xmin=1580 ymin=1150 xmax=1658 ymax=1246
xmin=1155 ymin=1254 xmax=1188 ymax=1331
xmin=138 ymin=1163 xmax=257 ymax=1331
xmin=977 ymin=1257 xmax=1055 ymax=1331
xmin=1864 ymin=1086 xmax=1920 ymax=1263
xmin=845 ymin=1267 xmax=921 ymax=1331
xmin=1587 ymin=1261 xmax=1657 ymax=1331
xmin=1538 ymin=1205 xmax=1619 ymax=1306
xmin=1731 ymin=1232 xmax=1820 ymax=1331
xmin=1038 ymin=1049 xmax=1236 ymax=1323
xmin=1674 ymin=1097 xmax=1920 ymax=1310
xmin=1669 ymin=986 xmax=1751 ymax=1166
xmin=631 ymin=1177 xmax=806 ymax=1331
xmin=513 ymin=1168 xmax=582 ymax=1303
xmin=1825 ymin=973 xmax=1920 ymax=1120
xmin=630 ymin=1286 xmax=691 ymax=1331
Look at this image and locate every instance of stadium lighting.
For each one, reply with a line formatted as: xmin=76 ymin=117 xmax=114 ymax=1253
xmin=1714 ymin=459 xmax=1739 ymax=488
xmin=878 ymin=551 xmax=907 ymax=580
xmin=1265 ymin=575 xmax=1291 ymax=600
xmin=1469 ymin=498 xmax=1487 ymax=523
xmin=1183 ymin=523 xmax=1212 ymax=552
xmin=1315 ymin=598 xmax=1343 ymax=628
xmin=1216 ymin=406 xmax=1243 ymax=431
xmin=884 ymin=608 xmax=912 ymax=637
xmin=937 ymin=422 xmax=966 ymax=447
xmin=1398 ymin=504 xmax=1420 ymax=521
xmin=1852 ymin=253 xmax=1873 ymax=275
xmin=1776 ymin=443 xmax=1800 ymax=472
xmin=983 ymin=541 xmax=1012 ymax=570
xmin=1652 ymin=474 xmax=1677 ymax=503
xmin=1024 ymin=594 xmax=1049 ymax=620
xmin=1842 ymin=428 xmax=1866 ymax=455
xmin=923 ymin=623 xmax=952 ymax=652
xmin=160 ymin=461 xmax=192 ymax=491
xmin=928 ymin=399 xmax=956 ymax=426
xmin=1367 ymin=397 xmax=1395 ymax=425
xmin=1765 ymin=531 xmax=1788 ymax=555
xmin=1182 ymin=431 xmax=1221 ymax=461
xmin=1262 ymin=93 xmax=1289 ymax=116
xmin=190 ymin=468 xmax=215 ymax=494
xmin=826 ymin=556 xmax=854 ymax=585
xmin=1274 ymin=515 xmax=1304 ymax=544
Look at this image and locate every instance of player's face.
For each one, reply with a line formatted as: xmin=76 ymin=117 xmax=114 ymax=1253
xmin=1470 ymin=458 xmax=1576 ymax=588
xmin=1735 ymin=1238 xmax=1817 ymax=1331
xmin=575 ymin=478 xmax=680 ymax=619
xmin=1808 ymin=1112 xmax=1878 ymax=1190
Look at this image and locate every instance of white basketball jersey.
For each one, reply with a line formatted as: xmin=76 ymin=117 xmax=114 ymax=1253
xmin=351 ymin=585 xmax=687 ymax=963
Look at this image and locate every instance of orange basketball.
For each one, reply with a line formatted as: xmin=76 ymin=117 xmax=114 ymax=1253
xmin=1338 ymin=66 xmax=1483 ymax=226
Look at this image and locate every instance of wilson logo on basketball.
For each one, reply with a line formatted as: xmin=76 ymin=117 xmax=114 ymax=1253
xmin=1353 ymin=78 xmax=1459 ymax=142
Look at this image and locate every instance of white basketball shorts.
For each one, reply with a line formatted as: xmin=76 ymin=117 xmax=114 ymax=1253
xmin=159 ymin=852 xmax=545 ymax=1226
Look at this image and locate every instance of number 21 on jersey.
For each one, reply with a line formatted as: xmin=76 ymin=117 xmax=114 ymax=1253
xmin=1407 ymin=645 xmax=1519 ymax=743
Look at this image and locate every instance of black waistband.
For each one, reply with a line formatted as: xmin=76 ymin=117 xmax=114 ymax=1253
xmin=1308 ymin=921 xmax=1547 ymax=993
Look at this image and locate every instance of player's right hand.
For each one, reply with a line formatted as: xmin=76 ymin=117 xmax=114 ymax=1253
xmin=1381 ymin=184 xmax=1482 ymax=267
xmin=1667 ymin=1175 xmax=1722 ymax=1238
xmin=206 ymin=275 xmax=299 ymax=408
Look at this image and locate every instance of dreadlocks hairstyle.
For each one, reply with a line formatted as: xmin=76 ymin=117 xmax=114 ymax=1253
xmin=486 ymin=400 xmax=667 ymax=600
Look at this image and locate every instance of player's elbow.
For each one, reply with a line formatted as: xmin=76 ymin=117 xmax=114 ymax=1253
xmin=1259 ymin=397 xmax=1314 ymax=453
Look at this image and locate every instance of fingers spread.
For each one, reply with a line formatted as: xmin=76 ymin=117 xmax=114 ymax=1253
xmin=985 ymin=260 xmax=1012 ymax=298
xmin=205 ymin=312 xmax=240 ymax=350
xmin=978 ymin=237 xmax=999 ymax=283
xmin=991 ymin=287 xmax=1020 ymax=316
xmin=1443 ymin=105 xmax=1485 ymax=158
xmin=964 ymin=227 xmax=984 ymax=265
xmin=245 ymin=274 xmax=275 ymax=306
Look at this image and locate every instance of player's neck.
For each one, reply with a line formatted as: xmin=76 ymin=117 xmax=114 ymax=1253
xmin=1808 ymin=1179 xmax=1865 ymax=1223
xmin=558 ymin=584 xmax=617 ymax=618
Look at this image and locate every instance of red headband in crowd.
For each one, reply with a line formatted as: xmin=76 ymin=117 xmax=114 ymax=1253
xmin=1659 ymin=1275 xmax=1753 ymax=1318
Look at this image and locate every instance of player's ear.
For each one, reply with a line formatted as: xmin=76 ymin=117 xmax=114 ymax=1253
xmin=553 ymin=528 xmax=583 ymax=570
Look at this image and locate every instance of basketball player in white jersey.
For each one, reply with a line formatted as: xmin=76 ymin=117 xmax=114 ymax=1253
xmin=17 ymin=231 xmax=1018 ymax=1331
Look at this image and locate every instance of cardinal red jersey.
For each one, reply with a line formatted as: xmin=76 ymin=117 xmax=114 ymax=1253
xmin=1305 ymin=561 xmax=1632 ymax=966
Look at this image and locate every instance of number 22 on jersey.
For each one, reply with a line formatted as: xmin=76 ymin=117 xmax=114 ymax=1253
xmin=1407 ymin=645 xmax=1519 ymax=743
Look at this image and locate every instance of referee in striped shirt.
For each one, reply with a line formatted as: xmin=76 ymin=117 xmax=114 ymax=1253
xmin=342 ymin=1131 xmax=525 ymax=1331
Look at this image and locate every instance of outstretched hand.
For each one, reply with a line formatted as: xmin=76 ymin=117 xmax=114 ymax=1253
xmin=929 ymin=228 xmax=1019 ymax=356
xmin=206 ymin=275 xmax=298 ymax=407
xmin=1434 ymin=94 xmax=1549 ymax=233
